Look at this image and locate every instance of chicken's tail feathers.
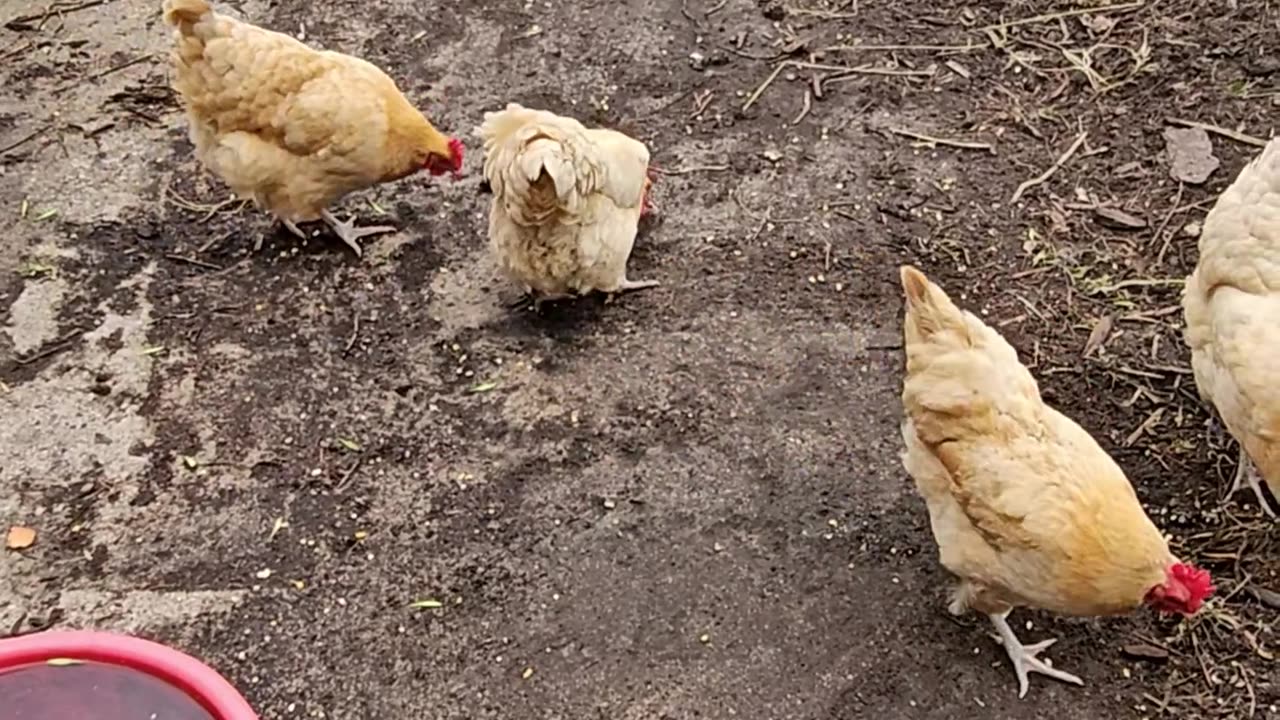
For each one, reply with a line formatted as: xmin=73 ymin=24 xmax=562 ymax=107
xmin=162 ymin=0 xmax=212 ymax=29
xmin=899 ymin=265 xmax=973 ymax=347
xmin=517 ymin=137 xmax=575 ymax=197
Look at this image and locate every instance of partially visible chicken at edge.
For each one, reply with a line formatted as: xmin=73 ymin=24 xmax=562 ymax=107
xmin=1183 ymin=137 xmax=1280 ymax=518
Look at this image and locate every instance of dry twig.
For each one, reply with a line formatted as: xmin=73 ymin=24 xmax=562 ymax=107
xmin=1166 ymin=117 xmax=1268 ymax=148
xmin=976 ymin=1 xmax=1143 ymax=32
xmin=1011 ymin=132 xmax=1088 ymax=203
xmin=886 ymin=127 xmax=994 ymax=152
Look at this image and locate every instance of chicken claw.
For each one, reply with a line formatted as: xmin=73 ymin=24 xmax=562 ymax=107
xmin=1229 ymin=447 xmax=1277 ymax=518
xmin=320 ymin=209 xmax=396 ymax=257
xmin=282 ymin=219 xmax=308 ymax=239
xmin=989 ymin=612 xmax=1084 ymax=698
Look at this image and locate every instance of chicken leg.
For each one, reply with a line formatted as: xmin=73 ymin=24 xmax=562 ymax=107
xmin=321 ymin=209 xmax=396 ymax=257
xmin=989 ymin=612 xmax=1084 ymax=698
xmin=1229 ymin=446 xmax=1277 ymax=518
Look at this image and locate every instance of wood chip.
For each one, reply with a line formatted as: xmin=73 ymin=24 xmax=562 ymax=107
xmin=1163 ymin=127 xmax=1220 ymax=185
xmin=6 ymin=526 xmax=36 ymax=550
xmin=1249 ymin=585 xmax=1280 ymax=610
xmin=944 ymin=60 xmax=971 ymax=79
xmin=1082 ymin=315 xmax=1113 ymax=357
xmin=1121 ymin=643 xmax=1170 ymax=662
xmin=1094 ymin=207 xmax=1147 ymax=230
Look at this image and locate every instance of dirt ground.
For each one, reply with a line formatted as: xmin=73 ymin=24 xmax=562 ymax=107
xmin=2 ymin=0 xmax=1277 ymax=717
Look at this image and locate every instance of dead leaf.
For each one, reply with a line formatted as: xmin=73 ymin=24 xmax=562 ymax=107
xmin=1121 ymin=643 xmax=1170 ymax=662
xmin=1094 ymin=207 xmax=1147 ymax=230
xmin=1079 ymin=13 xmax=1116 ymax=34
xmin=6 ymin=525 xmax=36 ymax=550
xmin=1082 ymin=315 xmax=1114 ymax=357
xmin=1164 ymin=127 xmax=1219 ymax=185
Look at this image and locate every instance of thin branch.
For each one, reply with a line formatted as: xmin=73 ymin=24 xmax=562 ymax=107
xmin=1166 ymin=117 xmax=1268 ymax=148
xmin=976 ymin=1 xmax=1144 ymax=32
xmin=1011 ymin=132 xmax=1088 ymax=204
xmin=886 ymin=127 xmax=994 ymax=152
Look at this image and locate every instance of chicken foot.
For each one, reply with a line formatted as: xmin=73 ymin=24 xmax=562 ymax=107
xmin=252 ymin=218 xmax=309 ymax=252
xmin=505 ymin=289 xmax=577 ymax=311
xmin=321 ymin=209 xmax=397 ymax=257
xmin=1229 ymin=446 xmax=1277 ymax=518
xmin=989 ymin=612 xmax=1084 ymax=698
xmin=603 ymin=278 xmax=661 ymax=303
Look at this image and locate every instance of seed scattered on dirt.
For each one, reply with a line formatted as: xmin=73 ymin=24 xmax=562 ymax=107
xmin=410 ymin=599 xmax=443 ymax=609
xmin=269 ymin=517 xmax=289 ymax=539
xmin=6 ymin=526 xmax=36 ymax=550
xmin=255 ymin=568 xmax=272 ymax=580
xmin=521 ymin=667 xmax=534 ymax=680
xmin=602 ymin=499 xmax=616 ymax=510
xmin=699 ymin=633 xmax=711 ymax=644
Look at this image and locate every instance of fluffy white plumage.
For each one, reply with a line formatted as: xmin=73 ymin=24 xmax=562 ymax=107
xmin=474 ymin=103 xmax=658 ymax=304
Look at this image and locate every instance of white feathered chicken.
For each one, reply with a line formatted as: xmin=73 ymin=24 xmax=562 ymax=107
xmin=1183 ymin=137 xmax=1280 ymax=518
xmin=474 ymin=103 xmax=659 ymax=307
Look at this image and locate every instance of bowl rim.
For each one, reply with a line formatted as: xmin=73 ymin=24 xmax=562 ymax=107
xmin=0 ymin=630 xmax=258 ymax=720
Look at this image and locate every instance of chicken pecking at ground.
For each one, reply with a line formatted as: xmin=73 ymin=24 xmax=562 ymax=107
xmin=474 ymin=103 xmax=659 ymax=308
xmin=1183 ymin=137 xmax=1280 ymax=518
xmin=897 ymin=265 xmax=1213 ymax=698
xmin=162 ymin=0 xmax=463 ymax=257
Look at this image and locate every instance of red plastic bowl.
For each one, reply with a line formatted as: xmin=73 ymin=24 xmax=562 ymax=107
xmin=0 ymin=630 xmax=257 ymax=720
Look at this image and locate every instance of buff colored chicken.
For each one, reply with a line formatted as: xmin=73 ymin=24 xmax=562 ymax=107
xmin=474 ymin=103 xmax=658 ymax=307
xmin=898 ymin=266 xmax=1213 ymax=698
xmin=162 ymin=0 xmax=463 ymax=256
xmin=1183 ymin=138 xmax=1280 ymax=518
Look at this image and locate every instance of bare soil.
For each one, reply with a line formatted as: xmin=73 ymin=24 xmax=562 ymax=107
xmin=1 ymin=0 xmax=1277 ymax=718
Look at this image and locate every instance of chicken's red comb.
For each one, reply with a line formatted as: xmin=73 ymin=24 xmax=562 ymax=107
xmin=1172 ymin=562 xmax=1215 ymax=601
